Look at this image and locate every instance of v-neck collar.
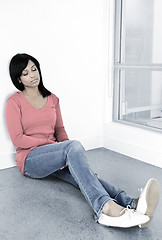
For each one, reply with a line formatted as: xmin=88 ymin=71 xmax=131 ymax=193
xmin=20 ymin=91 xmax=49 ymax=111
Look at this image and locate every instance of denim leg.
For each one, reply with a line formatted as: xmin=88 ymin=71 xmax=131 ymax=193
xmin=53 ymin=168 xmax=136 ymax=209
xmin=98 ymin=178 xmax=137 ymax=209
xmin=24 ymin=140 xmax=113 ymax=220
xmin=63 ymin=141 xmax=113 ymax=219
xmin=51 ymin=167 xmax=79 ymax=188
xmin=24 ymin=141 xmax=71 ymax=178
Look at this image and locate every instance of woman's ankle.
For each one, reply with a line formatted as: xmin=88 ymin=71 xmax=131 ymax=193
xmin=135 ymin=198 xmax=139 ymax=209
xmin=102 ymin=201 xmax=124 ymax=217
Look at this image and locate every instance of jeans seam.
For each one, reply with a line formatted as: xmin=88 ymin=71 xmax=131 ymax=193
xmin=26 ymin=141 xmax=74 ymax=161
xmin=65 ymin=148 xmax=112 ymax=218
xmin=26 ymin=149 xmax=64 ymax=161
xmin=95 ymin=199 xmax=110 ymax=221
xmin=67 ymin=158 xmax=93 ymax=206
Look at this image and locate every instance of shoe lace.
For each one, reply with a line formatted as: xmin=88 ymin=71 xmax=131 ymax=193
xmin=120 ymin=205 xmax=135 ymax=218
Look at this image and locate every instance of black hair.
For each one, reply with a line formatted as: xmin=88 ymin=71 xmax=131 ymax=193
xmin=9 ymin=53 xmax=51 ymax=97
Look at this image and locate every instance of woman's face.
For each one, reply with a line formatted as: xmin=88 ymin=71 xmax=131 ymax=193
xmin=19 ymin=60 xmax=40 ymax=89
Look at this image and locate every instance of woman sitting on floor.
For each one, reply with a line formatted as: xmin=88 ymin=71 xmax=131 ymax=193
xmin=5 ymin=53 xmax=160 ymax=228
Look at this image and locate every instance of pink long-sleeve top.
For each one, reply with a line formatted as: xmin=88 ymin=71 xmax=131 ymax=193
xmin=5 ymin=91 xmax=69 ymax=174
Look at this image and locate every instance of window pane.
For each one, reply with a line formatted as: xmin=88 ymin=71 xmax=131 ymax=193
xmin=119 ymin=69 xmax=162 ymax=129
xmin=122 ymin=0 xmax=162 ymax=64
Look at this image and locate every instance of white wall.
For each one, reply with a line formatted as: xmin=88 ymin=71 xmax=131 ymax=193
xmin=1 ymin=0 xmax=162 ymax=171
xmin=0 ymin=0 xmax=107 ymax=169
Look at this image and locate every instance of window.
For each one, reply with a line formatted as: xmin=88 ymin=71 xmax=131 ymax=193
xmin=113 ymin=0 xmax=162 ymax=131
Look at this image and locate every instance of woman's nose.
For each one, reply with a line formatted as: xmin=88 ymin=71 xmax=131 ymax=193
xmin=30 ymin=72 xmax=34 ymax=78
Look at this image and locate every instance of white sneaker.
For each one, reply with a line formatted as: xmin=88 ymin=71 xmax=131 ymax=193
xmin=98 ymin=206 xmax=150 ymax=228
xmin=136 ymin=178 xmax=160 ymax=228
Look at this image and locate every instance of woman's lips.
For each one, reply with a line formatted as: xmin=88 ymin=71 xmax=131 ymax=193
xmin=31 ymin=79 xmax=38 ymax=83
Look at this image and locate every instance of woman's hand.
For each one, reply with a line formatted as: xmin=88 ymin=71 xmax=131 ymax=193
xmin=60 ymin=166 xmax=66 ymax=170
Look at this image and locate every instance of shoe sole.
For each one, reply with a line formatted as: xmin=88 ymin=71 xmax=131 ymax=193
xmin=98 ymin=212 xmax=150 ymax=228
xmin=139 ymin=178 xmax=160 ymax=228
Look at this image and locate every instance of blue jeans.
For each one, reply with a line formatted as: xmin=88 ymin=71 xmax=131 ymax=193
xmin=24 ymin=140 xmax=136 ymax=220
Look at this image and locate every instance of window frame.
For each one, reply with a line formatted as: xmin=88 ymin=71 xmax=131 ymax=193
xmin=113 ymin=0 xmax=162 ymax=133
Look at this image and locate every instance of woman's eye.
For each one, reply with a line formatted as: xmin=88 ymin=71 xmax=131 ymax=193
xmin=32 ymin=67 xmax=37 ymax=71
xmin=22 ymin=72 xmax=28 ymax=76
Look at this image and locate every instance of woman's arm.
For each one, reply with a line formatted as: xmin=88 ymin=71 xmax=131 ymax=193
xmin=5 ymin=98 xmax=52 ymax=149
xmin=54 ymin=100 xmax=69 ymax=142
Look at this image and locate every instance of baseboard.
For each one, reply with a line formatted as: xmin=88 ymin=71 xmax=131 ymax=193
xmin=77 ymin=135 xmax=103 ymax=150
xmin=103 ymin=135 xmax=162 ymax=169
xmin=2 ymin=135 xmax=161 ymax=171
xmin=0 ymin=153 xmax=16 ymax=171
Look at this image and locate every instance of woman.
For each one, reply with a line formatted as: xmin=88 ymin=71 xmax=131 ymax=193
xmin=5 ymin=53 xmax=160 ymax=228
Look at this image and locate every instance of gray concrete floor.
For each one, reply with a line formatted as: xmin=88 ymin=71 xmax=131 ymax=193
xmin=0 ymin=148 xmax=161 ymax=240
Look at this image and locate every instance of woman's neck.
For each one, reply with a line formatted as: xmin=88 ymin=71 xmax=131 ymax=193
xmin=23 ymin=87 xmax=41 ymax=97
